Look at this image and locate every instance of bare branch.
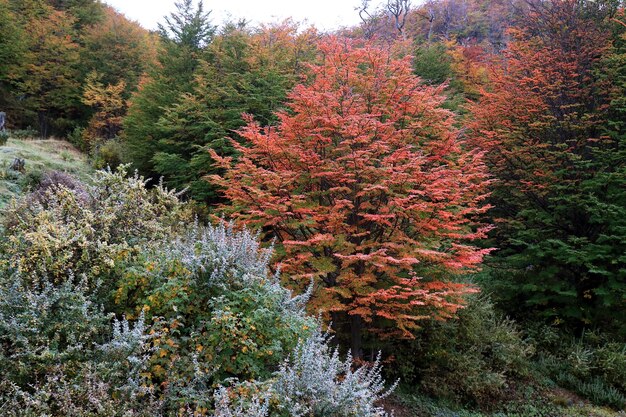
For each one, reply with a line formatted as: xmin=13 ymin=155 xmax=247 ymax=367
xmin=386 ymin=0 xmax=411 ymax=37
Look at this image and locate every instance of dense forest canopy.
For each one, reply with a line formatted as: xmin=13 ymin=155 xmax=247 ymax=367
xmin=0 ymin=0 xmax=625 ymax=416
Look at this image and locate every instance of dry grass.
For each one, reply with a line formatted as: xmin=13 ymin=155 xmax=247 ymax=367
xmin=0 ymin=137 xmax=92 ymax=211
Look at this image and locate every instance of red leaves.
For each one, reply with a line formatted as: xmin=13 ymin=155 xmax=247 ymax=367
xmin=211 ymin=37 xmax=492 ymax=338
xmin=468 ymin=0 xmax=613 ymax=238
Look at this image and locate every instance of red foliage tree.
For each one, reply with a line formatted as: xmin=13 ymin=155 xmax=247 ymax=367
xmin=210 ymin=38 xmax=492 ymax=357
xmin=467 ymin=0 xmax=621 ymax=329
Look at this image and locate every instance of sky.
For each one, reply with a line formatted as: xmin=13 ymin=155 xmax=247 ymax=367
xmin=102 ymin=0 xmax=375 ymax=32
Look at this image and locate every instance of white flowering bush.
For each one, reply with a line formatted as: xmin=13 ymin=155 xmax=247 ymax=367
xmin=0 ymin=274 xmax=109 ymax=386
xmin=0 ymin=270 xmax=161 ymax=416
xmin=0 ymin=167 xmax=183 ymax=415
xmin=273 ymin=332 xmax=396 ymax=417
xmin=213 ymin=332 xmax=397 ymax=417
xmin=116 ymin=222 xmax=317 ymax=412
xmin=157 ymin=222 xmax=311 ymax=311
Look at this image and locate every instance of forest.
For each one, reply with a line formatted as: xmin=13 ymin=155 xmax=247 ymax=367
xmin=0 ymin=0 xmax=625 ymax=415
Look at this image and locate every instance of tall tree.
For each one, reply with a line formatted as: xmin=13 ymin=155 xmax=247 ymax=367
xmin=48 ymin=0 xmax=104 ymax=28
xmin=81 ymin=6 xmax=154 ymax=95
xmin=81 ymin=71 xmax=126 ymax=146
xmin=469 ymin=0 xmax=624 ymax=332
xmin=0 ymin=0 xmax=27 ymax=112
xmin=2 ymin=0 xmax=145 ymax=135
xmin=17 ymin=5 xmax=81 ymax=137
xmin=122 ymin=0 xmax=215 ymax=176
xmin=152 ymin=21 xmax=317 ymax=204
xmin=210 ymin=38 xmax=492 ymax=357
xmin=158 ymin=0 xmax=214 ymax=49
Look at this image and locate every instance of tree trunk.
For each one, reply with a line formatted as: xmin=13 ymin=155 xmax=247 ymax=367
xmin=38 ymin=110 xmax=48 ymax=139
xmin=427 ymin=13 xmax=435 ymax=42
xmin=350 ymin=314 xmax=363 ymax=359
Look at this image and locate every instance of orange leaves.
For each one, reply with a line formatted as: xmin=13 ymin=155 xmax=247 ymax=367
xmin=19 ymin=7 xmax=80 ymax=114
xmin=82 ymin=71 xmax=127 ymax=145
xmin=467 ymin=0 xmax=613 ymax=251
xmin=210 ymin=37 xmax=492 ymax=340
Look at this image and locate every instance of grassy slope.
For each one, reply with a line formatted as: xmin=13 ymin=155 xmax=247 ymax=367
xmin=0 ymin=137 xmax=92 ymax=211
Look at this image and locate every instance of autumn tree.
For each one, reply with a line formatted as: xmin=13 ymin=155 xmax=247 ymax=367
xmin=16 ymin=5 xmax=81 ymax=137
xmin=406 ymin=0 xmax=524 ymax=47
xmin=81 ymin=6 xmax=154 ymax=95
xmin=210 ymin=38 xmax=492 ymax=357
xmin=0 ymin=0 xmax=26 ymax=111
xmin=0 ymin=1 xmax=26 ymax=82
xmin=0 ymin=0 xmax=155 ymax=136
xmin=469 ymin=0 xmax=625 ymax=332
xmin=48 ymin=0 xmax=104 ymax=28
xmin=81 ymin=71 xmax=126 ymax=147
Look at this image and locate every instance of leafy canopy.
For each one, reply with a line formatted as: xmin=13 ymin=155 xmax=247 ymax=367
xmin=210 ymin=37 xmax=492 ymax=354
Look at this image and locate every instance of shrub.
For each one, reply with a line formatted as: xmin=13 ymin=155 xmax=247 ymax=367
xmin=596 ymin=342 xmax=626 ymax=392
xmin=0 ymin=268 xmax=161 ymax=416
xmin=91 ymin=138 xmax=123 ymax=169
xmin=389 ymin=293 xmax=533 ymax=408
xmin=0 ymin=167 xmax=190 ymax=415
xmin=0 ymin=367 xmax=163 ymax=417
xmin=116 ymin=223 xmax=317 ymax=411
xmin=532 ymin=328 xmax=626 ymax=409
xmin=66 ymin=126 xmax=87 ymax=151
xmin=2 ymin=166 xmax=189 ymax=292
xmin=30 ymin=170 xmax=90 ymax=204
xmin=213 ymin=384 xmax=271 ymax=417
xmin=392 ymin=387 xmax=565 ymax=417
xmin=0 ymin=130 xmax=9 ymax=146
xmin=0 ymin=274 xmax=110 ymax=387
xmin=8 ymin=128 xmax=38 ymax=140
xmin=413 ymin=43 xmax=454 ymax=86
xmin=214 ymin=332 xmax=397 ymax=417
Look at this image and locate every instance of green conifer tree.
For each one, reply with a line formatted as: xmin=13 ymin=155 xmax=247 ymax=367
xmin=122 ymin=0 xmax=215 ymax=176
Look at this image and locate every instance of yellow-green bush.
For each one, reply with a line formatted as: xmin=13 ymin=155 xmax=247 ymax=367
xmin=2 ymin=166 xmax=189 ymax=291
xmin=91 ymin=138 xmax=123 ymax=170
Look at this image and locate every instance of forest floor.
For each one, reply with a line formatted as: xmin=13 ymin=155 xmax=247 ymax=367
xmin=0 ymin=137 xmax=92 ymax=211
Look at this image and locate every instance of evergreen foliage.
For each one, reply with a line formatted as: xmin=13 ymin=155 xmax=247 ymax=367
xmin=130 ymin=21 xmax=315 ymax=203
xmin=469 ymin=0 xmax=626 ymax=333
xmin=390 ymin=294 xmax=533 ymax=407
xmin=122 ymin=0 xmax=215 ymax=176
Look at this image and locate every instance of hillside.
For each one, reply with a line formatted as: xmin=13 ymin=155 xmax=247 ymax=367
xmin=0 ymin=137 xmax=92 ymax=211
